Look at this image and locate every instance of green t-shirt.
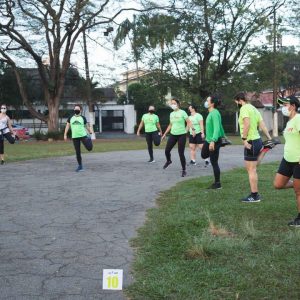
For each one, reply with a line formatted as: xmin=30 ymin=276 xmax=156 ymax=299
xmin=170 ymin=109 xmax=188 ymax=135
xmin=205 ymin=109 xmax=225 ymax=143
xmin=188 ymin=113 xmax=203 ymax=134
xmin=68 ymin=115 xmax=87 ymax=138
xmin=142 ymin=113 xmax=159 ymax=133
xmin=238 ymin=103 xmax=263 ymax=141
xmin=283 ymin=114 xmax=300 ymax=162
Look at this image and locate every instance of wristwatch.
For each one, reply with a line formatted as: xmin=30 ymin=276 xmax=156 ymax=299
xmin=242 ymin=137 xmax=247 ymax=141
xmin=192 ymin=128 xmax=195 ymax=131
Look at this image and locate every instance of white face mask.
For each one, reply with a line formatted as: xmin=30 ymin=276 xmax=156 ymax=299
xmin=282 ymin=106 xmax=290 ymax=117
xmin=170 ymin=104 xmax=178 ymax=110
xmin=204 ymin=101 xmax=209 ymax=109
xmin=1 ymin=108 xmax=6 ymax=113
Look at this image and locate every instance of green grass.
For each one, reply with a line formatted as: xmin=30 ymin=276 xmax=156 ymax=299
xmin=126 ymin=163 xmax=300 ymax=300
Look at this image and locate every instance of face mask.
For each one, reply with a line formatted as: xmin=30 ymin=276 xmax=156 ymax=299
xmin=74 ymin=109 xmax=80 ymax=115
xmin=204 ymin=101 xmax=209 ymax=109
xmin=170 ymin=104 xmax=178 ymax=110
xmin=1 ymin=108 xmax=6 ymax=113
xmin=282 ymin=106 xmax=290 ymax=117
xmin=148 ymin=110 xmax=155 ymax=114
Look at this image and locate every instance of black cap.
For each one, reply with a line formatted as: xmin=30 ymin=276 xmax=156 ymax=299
xmin=277 ymin=95 xmax=300 ymax=108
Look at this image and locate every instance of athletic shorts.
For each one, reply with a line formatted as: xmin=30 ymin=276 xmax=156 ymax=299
xmin=244 ymin=138 xmax=263 ymax=161
xmin=189 ymin=133 xmax=204 ymax=145
xmin=277 ymin=158 xmax=300 ymax=179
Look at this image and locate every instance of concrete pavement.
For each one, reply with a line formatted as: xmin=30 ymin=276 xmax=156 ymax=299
xmin=0 ymin=145 xmax=284 ymax=299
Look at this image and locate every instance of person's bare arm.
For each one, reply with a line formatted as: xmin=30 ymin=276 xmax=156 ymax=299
xmin=136 ymin=120 xmax=144 ymax=136
xmin=64 ymin=123 xmax=70 ymax=141
xmin=259 ymin=120 xmax=272 ymax=140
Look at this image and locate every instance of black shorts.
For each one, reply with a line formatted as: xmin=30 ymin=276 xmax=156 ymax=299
xmin=244 ymin=138 xmax=263 ymax=161
xmin=277 ymin=158 xmax=300 ymax=179
xmin=189 ymin=133 xmax=204 ymax=145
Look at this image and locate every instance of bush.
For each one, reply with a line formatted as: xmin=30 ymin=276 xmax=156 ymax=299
xmin=47 ymin=131 xmax=64 ymax=140
xmin=32 ymin=131 xmax=48 ymax=141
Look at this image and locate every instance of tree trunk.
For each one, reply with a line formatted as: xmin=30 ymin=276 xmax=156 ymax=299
xmin=47 ymin=100 xmax=59 ymax=132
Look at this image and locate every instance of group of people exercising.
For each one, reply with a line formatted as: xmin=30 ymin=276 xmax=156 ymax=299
xmin=0 ymin=93 xmax=299 ymax=227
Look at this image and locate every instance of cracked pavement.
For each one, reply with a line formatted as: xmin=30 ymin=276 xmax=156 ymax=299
xmin=0 ymin=146 xmax=283 ymax=299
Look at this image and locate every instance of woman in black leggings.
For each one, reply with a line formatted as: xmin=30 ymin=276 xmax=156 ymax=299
xmin=162 ymin=98 xmax=194 ymax=177
xmin=201 ymin=95 xmax=225 ymax=189
xmin=0 ymin=104 xmax=16 ymax=164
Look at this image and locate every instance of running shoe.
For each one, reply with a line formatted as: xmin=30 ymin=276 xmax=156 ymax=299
xmin=76 ymin=165 xmax=83 ymax=172
xmin=0 ymin=160 xmax=4 ymax=165
xmin=288 ymin=217 xmax=300 ymax=227
xmin=262 ymin=139 xmax=280 ymax=150
xmin=181 ymin=170 xmax=187 ymax=177
xmin=241 ymin=194 xmax=261 ymax=203
xmin=204 ymin=161 xmax=210 ymax=168
xmin=190 ymin=160 xmax=197 ymax=166
xmin=209 ymin=182 xmax=222 ymax=189
xmin=148 ymin=159 xmax=155 ymax=163
xmin=163 ymin=161 xmax=172 ymax=169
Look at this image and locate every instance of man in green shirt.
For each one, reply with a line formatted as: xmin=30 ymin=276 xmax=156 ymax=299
xmin=137 ymin=106 xmax=162 ymax=163
xmin=234 ymin=93 xmax=272 ymax=203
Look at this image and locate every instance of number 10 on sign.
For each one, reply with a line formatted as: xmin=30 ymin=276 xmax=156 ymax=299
xmin=102 ymin=269 xmax=123 ymax=290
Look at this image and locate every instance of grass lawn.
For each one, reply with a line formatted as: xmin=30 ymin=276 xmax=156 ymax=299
xmin=126 ymin=163 xmax=300 ymax=300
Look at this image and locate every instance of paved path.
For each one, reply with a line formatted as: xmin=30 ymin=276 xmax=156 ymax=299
xmin=0 ymin=145 xmax=284 ymax=299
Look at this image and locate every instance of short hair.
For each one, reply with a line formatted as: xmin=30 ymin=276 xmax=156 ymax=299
xmin=189 ymin=104 xmax=197 ymax=111
xmin=210 ymin=95 xmax=221 ymax=108
xmin=288 ymin=95 xmax=300 ymax=109
xmin=171 ymin=97 xmax=180 ymax=105
xmin=234 ymin=92 xmax=247 ymax=101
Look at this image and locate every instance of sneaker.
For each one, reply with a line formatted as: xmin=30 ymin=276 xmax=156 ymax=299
xmin=181 ymin=170 xmax=187 ymax=177
xmin=75 ymin=165 xmax=83 ymax=172
xmin=0 ymin=160 xmax=4 ymax=165
xmin=148 ymin=159 xmax=155 ymax=163
xmin=204 ymin=161 xmax=210 ymax=167
xmin=190 ymin=160 xmax=197 ymax=166
xmin=163 ymin=161 xmax=172 ymax=169
xmin=209 ymin=182 xmax=222 ymax=189
xmin=241 ymin=194 xmax=261 ymax=203
xmin=288 ymin=217 xmax=300 ymax=227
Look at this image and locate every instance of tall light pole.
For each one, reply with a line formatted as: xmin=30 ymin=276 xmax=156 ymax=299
xmin=82 ymin=28 xmax=96 ymax=139
xmin=272 ymin=8 xmax=279 ymax=138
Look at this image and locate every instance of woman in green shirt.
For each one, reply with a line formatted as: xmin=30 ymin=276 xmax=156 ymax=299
xmin=64 ymin=104 xmax=93 ymax=172
xmin=201 ymin=95 xmax=225 ymax=189
xmin=187 ymin=104 xmax=210 ymax=167
xmin=137 ymin=105 xmax=162 ymax=163
xmin=162 ymin=98 xmax=194 ymax=177
xmin=274 ymin=96 xmax=300 ymax=227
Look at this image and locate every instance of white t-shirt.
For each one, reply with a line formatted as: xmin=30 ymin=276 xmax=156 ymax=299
xmin=0 ymin=116 xmax=10 ymax=134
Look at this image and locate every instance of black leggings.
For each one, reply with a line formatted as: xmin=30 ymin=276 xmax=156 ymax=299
xmin=165 ymin=134 xmax=187 ymax=170
xmin=72 ymin=136 xmax=93 ymax=165
xmin=145 ymin=131 xmax=160 ymax=159
xmin=0 ymin=132 xmax=15 ymax=155
xmin=201 ymin=140 xmax=221 ymax=183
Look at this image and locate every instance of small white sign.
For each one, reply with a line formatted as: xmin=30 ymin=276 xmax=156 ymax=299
xmin=102 ymin=269 xmax=123 ymax=290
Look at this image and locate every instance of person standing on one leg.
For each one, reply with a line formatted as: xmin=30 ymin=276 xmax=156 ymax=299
xmin=0 ymin=104 xmax=16 ymax=165
xmin=234 ymin=92 xmax=272 ymax=203
xmin=187 ymin=104 xmax=210 ymax=167
xmin=137 ymin=105 xmax=162 ymax=163
xmin=64 ymin=104 xmax=93 ymax=172
xmin=201 ymin=95 xmax=225 ymax=189
xmin=273 ymin=95 xmax=300 ymax=227
xmin=162 ymin=97 xmax=195 ymax=177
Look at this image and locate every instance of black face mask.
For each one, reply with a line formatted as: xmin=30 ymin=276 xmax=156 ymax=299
xmin=148 ymin=110 xmax=155 ymax=114
xmin=74 ymin=110 xmax=80 ymax=115
xmin=236 ymin=103 xmax=242 ymax=109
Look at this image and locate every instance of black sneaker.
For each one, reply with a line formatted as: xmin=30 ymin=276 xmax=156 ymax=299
xmin=288 ymin=217 xmax=300 ymax=227
xmin=181 ymin=170 xmax=187 ymax=177
xmin=204 ymin=161 xmax=210 ymax=168
xmin=241 ymin=194 xmax=261 ymax=203
xmin=148 ymin=159 xmax=155 ymax=163
xmin=163 ymin=161 xmax=172 ymax=169
xmin=0 ymin=160 xmax=4 ymax=165
xmin=190 ymin=160 xmax=197 ymax=166
xmin=209 ymin=182 xmax=222 ymax=189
